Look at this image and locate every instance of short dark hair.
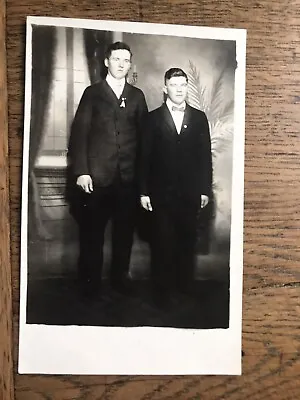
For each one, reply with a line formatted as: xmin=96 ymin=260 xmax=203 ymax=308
xmin=164 ymin=68 xmax=188 ymax=84
xmin=105 ymin=41 xmax=132 ymax=59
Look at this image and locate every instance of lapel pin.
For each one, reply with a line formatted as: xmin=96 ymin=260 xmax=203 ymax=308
xmin=120 ymin=97 xmax=126 ymax=108
xmin=183 ymin=124 xmax=187 ymax=128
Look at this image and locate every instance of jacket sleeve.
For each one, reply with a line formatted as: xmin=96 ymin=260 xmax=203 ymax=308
xmin=135 ymin=90 xmax=149 ymax=193
xmin=68 ymin=87 xmax=92 ymax=177
xmin=139 ymin=113 xmax=154 ymax=196
xmin=199 ymin=112 xmax=213 ymax=197
xmin=135 ymin=89 xmax=149 ymax=135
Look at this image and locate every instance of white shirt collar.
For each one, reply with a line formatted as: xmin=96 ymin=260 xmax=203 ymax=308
xmin=166 ymin=98 xmax=186 ymax=112
xmin=106 ymin=73 xmax=126 ymax=88
xmin=166 ymin=98 xmax=186 ymax=135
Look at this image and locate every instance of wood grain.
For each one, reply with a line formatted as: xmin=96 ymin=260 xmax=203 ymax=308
xmin=4 ymin=0 xmax=300 ymax=399
xmin=0 ymin=0 xmax=14 ymax=399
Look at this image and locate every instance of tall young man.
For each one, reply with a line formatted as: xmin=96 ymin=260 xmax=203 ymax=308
xmin=68 ymin=41 xmax=148 ymax=298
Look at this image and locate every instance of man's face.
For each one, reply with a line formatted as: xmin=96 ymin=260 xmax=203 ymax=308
xmin=164 ymin=76 xmax=188 ymax=105
xmin=105 ymin=49 xmax=131 ymax=80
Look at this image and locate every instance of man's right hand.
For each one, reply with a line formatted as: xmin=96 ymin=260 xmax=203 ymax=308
xmin=76 ymin=175 xmax=93 ymax=194
xmin=140 ymin=195 xmax=153 ymax=212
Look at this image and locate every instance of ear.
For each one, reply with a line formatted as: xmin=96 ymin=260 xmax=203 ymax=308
xmin=163 ymin=85 xmax=167 ymax=95
xmin=104 ymin=58 xmax=109 ymax=68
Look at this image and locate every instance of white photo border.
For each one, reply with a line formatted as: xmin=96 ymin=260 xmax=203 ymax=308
xmin=19 ymin=16 xmax=246 ymax=375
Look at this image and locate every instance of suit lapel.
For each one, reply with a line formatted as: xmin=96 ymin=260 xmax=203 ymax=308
xmin=161 ymin=103 xmax=192 ymax=136
xmin=101 ymin=80 xmax=134 ymax=110
xmin=179 ymin=104 xmax=192 ymax=135
xmin=161 ymin=103 xmax=178 ymax=136
xmin=120 ymin=82 xmax=131 ymax=100
xmin=100 ymin=79 xmax=121 ymax=106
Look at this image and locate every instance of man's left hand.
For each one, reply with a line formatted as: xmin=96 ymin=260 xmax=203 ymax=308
xmin=201 ymin=195 xmax=209 ymax=208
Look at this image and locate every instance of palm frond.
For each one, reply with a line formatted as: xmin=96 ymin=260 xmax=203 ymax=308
xmin=187 ymin=60 xmax=202 ymax=110
xmin=187 ymin=60 xmax=234 ymax=203
xmin=210 ymin=118 xmax=233 ymax=157
xmin=221 ymin=98 xmax=234 ymax=118
xmin=188 ymin=62 xmax=233 ymax=141
xmin=207 ymin=68 xmax=228 ymax=122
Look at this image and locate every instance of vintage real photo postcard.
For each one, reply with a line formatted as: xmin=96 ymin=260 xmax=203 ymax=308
xmin=18 ymin=16 xmax=246 ymax=375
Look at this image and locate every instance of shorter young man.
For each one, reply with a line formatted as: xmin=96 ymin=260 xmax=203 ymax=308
xmin=140 ymin=68 xmax=213 ymax=305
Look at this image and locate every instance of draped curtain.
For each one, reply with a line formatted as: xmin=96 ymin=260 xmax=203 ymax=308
xmin=83 ymin=29 xmax=112 ymax=83
xmin=28 ymin=25 xmax=56 ymax=240
xmin=66 ymin=29 xmax=113 ymax=220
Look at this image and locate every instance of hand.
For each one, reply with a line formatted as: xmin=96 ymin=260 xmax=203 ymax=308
xmin=140 ymin=195 xmax=153 ymax=211
xmin=201 ymin=194 xmax=209 ymax=208
xmin=76 ymin=175 xmax=93 ymax=194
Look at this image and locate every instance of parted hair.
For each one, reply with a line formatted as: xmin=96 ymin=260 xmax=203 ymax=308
xmin=164 ymin=68 xmax=188 ymax=83
xmin=105 ymin=41 xmax=132 ymax=59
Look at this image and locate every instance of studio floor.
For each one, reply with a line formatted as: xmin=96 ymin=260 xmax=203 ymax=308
xmin=26 ymin=216 xmax=230 ymax=329
xmin=26 ymin=277 xmax=229 ymax=329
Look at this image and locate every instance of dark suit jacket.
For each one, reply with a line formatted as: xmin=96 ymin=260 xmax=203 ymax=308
xmin=68 ymin=79 xmax=148 ymax=186
xmin=139 ymin=103 xmax=212 ymax=209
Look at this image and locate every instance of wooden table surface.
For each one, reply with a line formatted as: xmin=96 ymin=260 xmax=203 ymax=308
xmin=1 ymin=0 xmax=300 ymax=399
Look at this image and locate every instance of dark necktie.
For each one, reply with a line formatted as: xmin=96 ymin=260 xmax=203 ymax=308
xmin=172 ymin=105 xmax=185 ymax=112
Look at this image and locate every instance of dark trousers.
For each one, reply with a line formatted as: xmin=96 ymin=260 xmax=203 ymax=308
xmin=151 ymin=201 xmax=198 ymax=294
xmin=76 ymin=178 xmax=137 ymax=288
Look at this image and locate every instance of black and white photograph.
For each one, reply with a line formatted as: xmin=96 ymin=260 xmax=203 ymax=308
xmin=19 ymin=16 xmax=246 ymax=375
